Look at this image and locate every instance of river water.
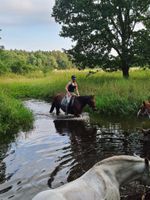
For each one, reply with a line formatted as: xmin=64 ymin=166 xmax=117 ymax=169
xmin=0 ymin=100 xmax=150 ymax=200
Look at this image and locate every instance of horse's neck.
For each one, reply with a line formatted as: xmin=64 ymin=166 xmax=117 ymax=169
xmin=77 ymin=96 xmax=88 ymax=107
xmin=95 ymin=156 xmax=145 ymax=186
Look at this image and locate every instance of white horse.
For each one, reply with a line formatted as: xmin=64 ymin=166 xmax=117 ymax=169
xmin=32 ymin=155 xmax=150 ymax=200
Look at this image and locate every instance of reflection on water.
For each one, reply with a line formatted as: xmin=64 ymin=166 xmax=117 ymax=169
xmin=50 ymin=120 xmax=97 ymax=185
xmin=0 ymin=100 xmax=150 ymax=199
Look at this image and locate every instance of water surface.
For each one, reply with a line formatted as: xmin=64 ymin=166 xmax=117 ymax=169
xmin=0 ymin=99 xmax=150 ymax=200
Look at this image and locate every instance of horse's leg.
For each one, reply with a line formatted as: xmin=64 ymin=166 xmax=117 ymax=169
xmin=74 ymin=113 xmax=80 ymax=117
xmin=73 ymin=104 xmax=81 ymax=117
xmin=74 ymin=109 xmax=80 ymax=117
xmin=49 ymin=102 xmax=55 ymax=113
xmin=56 ymin=106 xmax=60 ymax=116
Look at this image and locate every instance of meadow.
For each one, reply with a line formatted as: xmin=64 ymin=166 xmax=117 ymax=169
xmin=0 ymin=68 xmax=150 ymax=134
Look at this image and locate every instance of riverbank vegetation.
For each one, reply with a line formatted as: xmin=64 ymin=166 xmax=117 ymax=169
xmin=0 ymin=69 xmax=150 ymax=122
xmin=0 ymin=91 xmax=33 ymax=135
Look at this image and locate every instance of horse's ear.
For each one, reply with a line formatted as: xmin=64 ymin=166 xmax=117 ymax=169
xmin=145 ymin=158 xmax=149 ymax=167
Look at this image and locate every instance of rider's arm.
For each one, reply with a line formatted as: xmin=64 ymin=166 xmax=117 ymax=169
xmin=76 ymin=83 xmax=80 ymax=96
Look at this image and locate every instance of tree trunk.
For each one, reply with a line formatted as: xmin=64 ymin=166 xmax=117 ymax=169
xmin=122 ymin=66 xmax=129 ymax=78
xmin=121 ymin=58 xmax=130 ymax=78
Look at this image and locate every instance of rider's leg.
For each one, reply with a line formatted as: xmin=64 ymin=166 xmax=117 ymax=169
xmin=65 ymin=95 xmax=71 ymax=115
xmin=65 ymin=104 xmax=68 ymax=115
xmin=65 ymin=96 xmax=69 ymax=115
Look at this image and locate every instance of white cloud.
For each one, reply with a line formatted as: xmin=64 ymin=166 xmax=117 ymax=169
xmin=0 ymin=0 xmax=55 ymax=26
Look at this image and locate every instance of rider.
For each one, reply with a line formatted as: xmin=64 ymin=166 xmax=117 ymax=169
xmin=65 ymin=75 xmax=80 ymax=114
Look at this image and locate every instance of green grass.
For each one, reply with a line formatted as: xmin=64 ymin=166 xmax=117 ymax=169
xmin=0 ymin=91 xmax=33 ymax=135
xmin=0 ymin=68 xmax=150 ymax=134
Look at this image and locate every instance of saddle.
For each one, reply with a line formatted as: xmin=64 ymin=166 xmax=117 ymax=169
xmin=61 ymin=95 xmax=75 ymax=112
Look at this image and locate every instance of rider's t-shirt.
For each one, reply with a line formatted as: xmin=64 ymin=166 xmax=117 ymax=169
xmin=67 ymin=82 xmax=77 ymax=93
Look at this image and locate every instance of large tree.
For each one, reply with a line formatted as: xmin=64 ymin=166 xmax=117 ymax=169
xmin=52 ymin=0 xmax=150 ymax=77
xmin=132 ymin=11 xmax=150 ymax=67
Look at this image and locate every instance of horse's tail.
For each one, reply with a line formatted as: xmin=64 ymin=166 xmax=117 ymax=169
xmin=49 ymin=102 xmax=55 ymax=113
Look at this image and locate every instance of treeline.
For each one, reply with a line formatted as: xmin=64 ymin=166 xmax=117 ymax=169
xmin=0 ymin=49 xmax=75 ymax=75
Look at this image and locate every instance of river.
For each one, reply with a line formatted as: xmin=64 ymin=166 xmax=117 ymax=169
xmin=0 ymin=99 xmax=150 ymax=200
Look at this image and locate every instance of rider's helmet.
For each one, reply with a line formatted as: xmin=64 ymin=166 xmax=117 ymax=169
xmin=71 ymin=75 xmax=76 ymax=80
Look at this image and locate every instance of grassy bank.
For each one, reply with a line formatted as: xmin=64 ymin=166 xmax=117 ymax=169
xmin=0 ymin=91 xmax=33 ymax=135
xmin=0 ymin=68 xmax=150 ymax=134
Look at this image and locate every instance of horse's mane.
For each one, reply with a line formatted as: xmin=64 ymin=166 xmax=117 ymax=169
xmin=95 ymin=155 xmax=143 ymax=166
xmin=76 ymin=95 xmax=94 ymax=100
xmin=77 ymin=95 xmax=93 ymax=98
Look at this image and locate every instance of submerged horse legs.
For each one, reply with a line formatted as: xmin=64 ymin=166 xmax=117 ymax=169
xmin=49 ymin=102 xmax=60 ymax=115
xmin=56 ymin=106 xmax=60 ymax=115
xmin=49 ymin=102 xmax=55 ymax=113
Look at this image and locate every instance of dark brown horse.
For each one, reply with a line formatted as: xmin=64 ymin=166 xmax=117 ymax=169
xmin=49 ymin=93 xmax=96 ymax=116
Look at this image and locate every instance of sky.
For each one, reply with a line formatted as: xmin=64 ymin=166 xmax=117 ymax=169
xmin=0 ymin=0 xmax=72 ymax=51
xmin=0 ymin=0 xmax=144 ymax=52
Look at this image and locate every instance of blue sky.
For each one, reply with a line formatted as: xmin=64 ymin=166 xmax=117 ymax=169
xmin=0 ymin=0 xmax=72 ymax=51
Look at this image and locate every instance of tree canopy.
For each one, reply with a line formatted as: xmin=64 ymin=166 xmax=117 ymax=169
xmin=52 ymin=0 xmax=150 ymax=77
xmin=0 ymin=50 xmax=74 ymax=75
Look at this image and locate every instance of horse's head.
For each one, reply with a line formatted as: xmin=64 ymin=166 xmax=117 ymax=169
xmin=137 ymin=101 xmax=150 ymax=118
xmin=87 ymin=95 xmax=97 ymax=111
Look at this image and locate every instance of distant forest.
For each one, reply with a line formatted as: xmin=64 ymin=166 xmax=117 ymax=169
xmin=0 ymin=49 xmax=75 ymax=75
